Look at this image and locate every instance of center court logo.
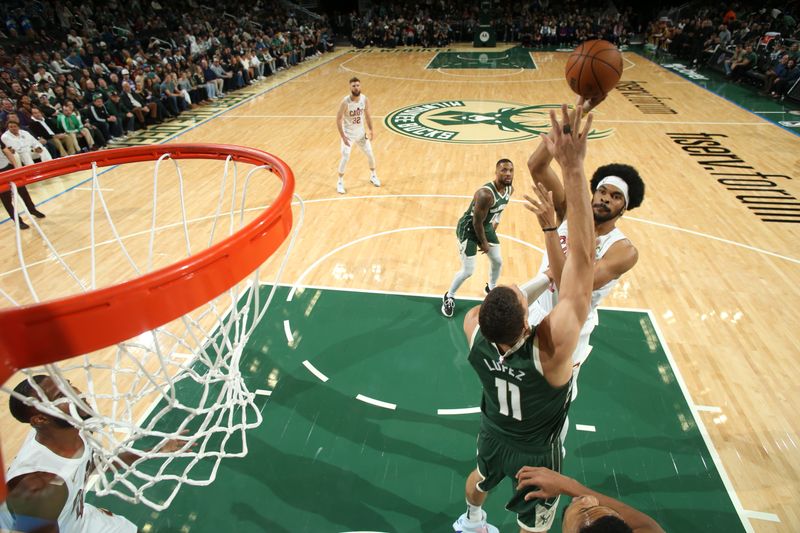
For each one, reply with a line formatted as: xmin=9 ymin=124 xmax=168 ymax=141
xmin=385 ymin=100 xmax=612 ymax=144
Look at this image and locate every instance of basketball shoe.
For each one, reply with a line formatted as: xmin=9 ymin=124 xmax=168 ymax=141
xmin=441 ymin=292 xmax=455 ymax=318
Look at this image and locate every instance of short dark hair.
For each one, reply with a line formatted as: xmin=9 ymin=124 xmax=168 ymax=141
xmin=590 ymin=164 xmax=645 ymax=210
xmin=9 ymin=375 xmax=49 ymax=424
xmin=478 ymin=286 xmax=526 ymax=345
xmin=349 ymin=76 xmax=360 ymax=83
xmin=579 ymin=515 xmax=634 ymax=533
xmin=496 ymin=158 xmax=513 ymax=168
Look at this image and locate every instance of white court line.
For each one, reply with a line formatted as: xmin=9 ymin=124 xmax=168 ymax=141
xmin=437 ymin=407 xmax=481 ymax=415
xmin=285 ymin=226 xmax=542 ymax=302
xmin=695 ymin=405 xmax=723 ymax=413
xmin=623 ymin=216 xmax=800 ymax=265
xmin=212 ymin=115 xmax=768 ymax=126
xmin=437 ymin=67 xmax=525 ymax=77
xmin=254 ymin=389 xmax=272 ymax=396
xmin=266 ymin=281 xmax=657 ymax=316
xmin=754 ymin=111 xmax=788 ymax=114
xmin=302 ymin=360 xmax=329 ymax=382
xmin=281 ymin=193 xmax=800 ymax=267
xmin=647 ymin=310 xmax=754 ymax=532
xmin=423 ymin=51 xmax=439 ymax=70
xmin=339 ymin=49 xmax=638 ymax=84
xmin=281 ymin=283 xmax=757 ymax=529
xmin=455 ymin=54 xmax=510 ymax=61
xmin=283 ymin=319 xmax=294 ymax=344
xmin=5 ymin=192 xmax=796 ymax=285
xmin=356 ymin=394 xmax=396 ymax=410
xmin=593 ymin=119 xmax=769 ymax=126
xmin=742 ymin=510 xmax=781 ymax=523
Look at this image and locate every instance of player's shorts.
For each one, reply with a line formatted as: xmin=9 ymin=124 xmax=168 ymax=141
xmin=475 ymin=429 xmax=562 ymax=532
xmin=341 ymin=131 xmax=370 ymax=152
xmin=457 ymin=228 xmax=499 ymax=257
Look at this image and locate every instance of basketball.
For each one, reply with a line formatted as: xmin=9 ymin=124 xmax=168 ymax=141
xmin=565 ymin=40 xmax=623 ymax=99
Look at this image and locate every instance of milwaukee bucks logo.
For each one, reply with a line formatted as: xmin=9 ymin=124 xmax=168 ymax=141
xmin=385 ymin=100 xmax=612 ymax=144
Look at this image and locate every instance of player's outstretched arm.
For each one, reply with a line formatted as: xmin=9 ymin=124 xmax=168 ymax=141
xmin=527 ymin=96 xmax=604 ymax=224
xmin=524 ymin=182 xmax=566 ymax=288
xmin=536 ymin=105 xmax=594 ymax=385
xmin=527 ymin=128 xmax=566 ymax=223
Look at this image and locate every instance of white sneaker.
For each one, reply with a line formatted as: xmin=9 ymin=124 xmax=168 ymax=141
xmin=452 ymin=511 xmax=499 ymax=533
xmin=370 ymin=174 xmax=381 ymax=187
xmin=337 ymin=180 xmax=345 ymax=194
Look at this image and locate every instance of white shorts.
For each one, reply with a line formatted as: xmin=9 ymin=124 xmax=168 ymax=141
xmin=82 ymin=503 xmax=138 ymax=533
xmin=341 ymin=132 xmax=371 ymax=154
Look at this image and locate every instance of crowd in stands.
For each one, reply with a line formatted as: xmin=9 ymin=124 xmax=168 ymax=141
xmin=645 ymin=3 xmax=800 ymax=99
xmin=337 ymin=1 xmax=639 ymax=49
xmin=0 ymin=0 xmax=335 ymax=168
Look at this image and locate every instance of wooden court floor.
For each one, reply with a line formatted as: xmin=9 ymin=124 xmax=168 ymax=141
xmin=1 ymin=46 xmax=799 ymax=531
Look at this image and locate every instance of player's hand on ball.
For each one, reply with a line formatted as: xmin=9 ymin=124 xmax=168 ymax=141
xmin=540 ymin=105 xmax=593 ymax=168
xmin=581 ymin=93 xmax=606 ymax=113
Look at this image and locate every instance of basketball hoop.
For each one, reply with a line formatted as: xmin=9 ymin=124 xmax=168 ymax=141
xmin=0 ymin=144 xmax=299 ymax=509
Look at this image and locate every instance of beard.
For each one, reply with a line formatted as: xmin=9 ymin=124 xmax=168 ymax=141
xmin=351 ymin=89 xmax=360 ymax=97
xmin=592 ymin=204 xmax=621 ymax=223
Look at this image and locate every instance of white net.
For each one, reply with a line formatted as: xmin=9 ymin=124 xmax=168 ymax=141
xmin=1 ymin=152 xmax=302 ymax=510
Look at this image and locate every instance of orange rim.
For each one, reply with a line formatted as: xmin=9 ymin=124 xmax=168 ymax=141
xmin=0 ymin=143 xmax=294 ymax=382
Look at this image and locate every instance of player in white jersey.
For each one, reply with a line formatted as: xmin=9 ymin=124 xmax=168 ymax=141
xmin=0 ymin=376 xmax=187 ymax=532
xmin=335 ymin=77 xmax=379 ymax=194
xmin=525 ymin=97 xmax=645 ymax=405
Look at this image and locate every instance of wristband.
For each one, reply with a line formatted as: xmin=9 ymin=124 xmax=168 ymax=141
xmin=542 ymin=227 xmax=558 ymax=232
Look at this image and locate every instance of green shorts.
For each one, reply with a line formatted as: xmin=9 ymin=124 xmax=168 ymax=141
xmin=458 ymin=228 xmax=499 ymax=257
xmin=475 ymin=429 xmax=562 ymax=532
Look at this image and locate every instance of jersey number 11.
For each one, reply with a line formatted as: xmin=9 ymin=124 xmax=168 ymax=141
xmin=495 ymin=378 xmax=522 ymax=421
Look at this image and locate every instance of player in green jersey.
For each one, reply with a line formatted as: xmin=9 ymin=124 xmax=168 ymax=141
xmin=453 ymin=104 xmax=596 ymax=533
xmin=442 ymin=159 xmax=514 ymax=318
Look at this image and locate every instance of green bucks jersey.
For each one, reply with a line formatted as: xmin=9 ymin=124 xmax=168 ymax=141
xmin=456 ymin=182 xmax=512 ymax=241
xmin=468 ymin=328 xmax=572 ymax=447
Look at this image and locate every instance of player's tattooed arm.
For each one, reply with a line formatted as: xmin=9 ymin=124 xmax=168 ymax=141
xmin=472 ymin=188 xmax=494 ymax=254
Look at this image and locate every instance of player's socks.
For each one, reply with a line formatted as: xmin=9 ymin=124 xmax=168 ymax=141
xmin=466 ymin=501 xmax=483 ymax=522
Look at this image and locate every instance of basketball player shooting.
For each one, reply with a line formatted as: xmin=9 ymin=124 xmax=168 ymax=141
xmin=453 ymin=104 xmax=596 ymax=533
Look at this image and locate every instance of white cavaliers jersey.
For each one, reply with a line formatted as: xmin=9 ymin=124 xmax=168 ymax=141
xmin=529 ymin=220 xmax=629 ymax=336
xmin=341 ymin=94 xmax=366 ymax=139
xmin=0 ymin=430 xmax=136 ymax=533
